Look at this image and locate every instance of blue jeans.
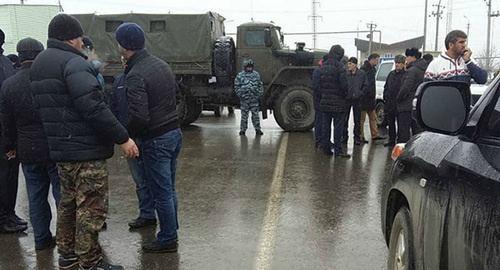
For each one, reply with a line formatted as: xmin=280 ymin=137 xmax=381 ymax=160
xmin=136 ymin=128 xmax=182 ymax=243
xmin=22 ymin=163 xmax=61 ymax=246
xmin=322 ymin=112 xmax=346 ymax=154
xmin=127 ymin=158 xmax=155 ymax=219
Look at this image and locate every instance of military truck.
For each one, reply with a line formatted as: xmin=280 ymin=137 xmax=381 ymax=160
xmin=73 ymin=12 xmax=327 ymax=131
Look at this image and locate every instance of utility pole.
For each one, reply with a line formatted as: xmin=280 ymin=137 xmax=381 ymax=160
xmin=423 ymin=0 xmax=428 ymax=51
xmin=464 ymin=15 xmax=470 ymax=37
xmin=309 ymin=0 xmax=322 ymax=49
xmin=446 ymin=0 xmax=453 ymax=33
xmin=485 ymin=0 xmax=499 ymax=75
xmin=430 ymin=0 xmax=445 ymax=51
xmin=367 ymin=22 xmax=377 ymax=56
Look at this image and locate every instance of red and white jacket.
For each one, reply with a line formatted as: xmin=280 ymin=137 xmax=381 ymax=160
xmin=424 ymin=52 xmax=488 ymax=84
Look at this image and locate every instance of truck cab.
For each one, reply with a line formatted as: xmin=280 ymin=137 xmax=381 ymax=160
xmin=235 ymin=21 xmax=327 ymax=131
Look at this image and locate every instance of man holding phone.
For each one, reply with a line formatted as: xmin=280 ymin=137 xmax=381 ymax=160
xmin=425 ymin=30 xmax=487 ymax=85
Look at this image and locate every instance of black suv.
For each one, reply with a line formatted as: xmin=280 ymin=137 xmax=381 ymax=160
xmin=381 ymin=76 xmax=500 ymax=269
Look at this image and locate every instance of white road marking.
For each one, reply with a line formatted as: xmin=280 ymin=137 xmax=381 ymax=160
xmin=254 ymin=132 xmax=289 ymax=270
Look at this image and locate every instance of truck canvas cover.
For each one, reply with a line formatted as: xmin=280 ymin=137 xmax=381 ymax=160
xmin=73 ymin=12 xmax=225 ymax=76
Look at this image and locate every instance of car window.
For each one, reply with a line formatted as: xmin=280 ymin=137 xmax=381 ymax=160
xmin=376 ymin=62 xmax=393 ymax=82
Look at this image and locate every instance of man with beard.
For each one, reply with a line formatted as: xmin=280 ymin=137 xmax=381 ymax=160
xmin=425 ymin=30 xmax=487 ymax=84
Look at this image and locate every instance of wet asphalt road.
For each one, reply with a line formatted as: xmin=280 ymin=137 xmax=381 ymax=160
xmin=0 ymin=109 xmax=394 ymax=270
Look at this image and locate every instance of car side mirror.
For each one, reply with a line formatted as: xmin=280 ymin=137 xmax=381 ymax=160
xmin=416 ymin=81 xmax=471 ymax=135
xmin=264 ymin=29 xmax=272 ymax=47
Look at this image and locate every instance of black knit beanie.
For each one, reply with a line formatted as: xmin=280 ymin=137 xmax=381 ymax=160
xmin=17 ymin=37 xmax=44 ymax=62
xmin=115 ymin=23 xmax=145 ymax=51
xmin=48 ymin=14 xmax=84 ymax=41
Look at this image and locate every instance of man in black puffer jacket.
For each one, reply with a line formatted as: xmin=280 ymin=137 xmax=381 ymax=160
xmin=115 ymin=22 xmax=182 ymax=253
xmin=0 ymin=37 xmax=61 ymax=250
xmin=397 ymin=47 xmax=428 ymax=143
xmin=30 ymin=14 xmax=137 ymax=270
xmin=312 ymin=45 xmax=350 ymax=157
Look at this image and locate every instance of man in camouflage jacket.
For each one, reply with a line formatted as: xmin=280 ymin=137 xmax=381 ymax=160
xmin=234 ymin=59 xmax=264 ymax=135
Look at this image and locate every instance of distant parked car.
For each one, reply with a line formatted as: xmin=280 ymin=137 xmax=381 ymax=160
xmin=381 ymin=76 xmax=500 ymax=269
xmin=375 ymin=61 xmax=395 ymax=127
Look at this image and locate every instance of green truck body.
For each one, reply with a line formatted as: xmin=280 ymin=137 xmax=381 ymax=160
xmin=73 ymin=12 xmax=327 ymax=131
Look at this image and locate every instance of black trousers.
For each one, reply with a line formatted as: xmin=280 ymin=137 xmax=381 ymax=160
xmin=397 ymin=111 xmax=423 ymax=143
xmin=387 ymin=112 xmax=398 ymax=143
xmin=0 ymin=140 xmax=20 ymax=224
xmin=343 ymin=100 xmax=362 ymax=142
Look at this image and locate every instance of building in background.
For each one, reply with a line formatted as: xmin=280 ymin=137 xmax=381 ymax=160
xmin=0 ymin=4 xmax=60 ymax=54
xmin=355 ymin=36 xmax=426 ymax=61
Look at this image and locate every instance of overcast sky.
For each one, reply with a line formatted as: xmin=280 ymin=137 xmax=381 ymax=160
xmin=2 ymin=0 xmax=498 ymax=58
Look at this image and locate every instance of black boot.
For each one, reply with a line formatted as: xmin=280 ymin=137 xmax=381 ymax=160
xmin=0 ymin=222 xmax=27 ymax=233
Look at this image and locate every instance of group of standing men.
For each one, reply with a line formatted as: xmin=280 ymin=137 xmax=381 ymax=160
xmin=0 ymin=13 xmax=183 ymax=270
xmin=314 ymin=29 xmax=488 ymax=157
xmin=312 ymin=46 xmax=385 ymax=157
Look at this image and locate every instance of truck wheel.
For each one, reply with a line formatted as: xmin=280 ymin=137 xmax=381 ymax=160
xmin=273 ymin=85 xmax=314 ymax=132
xmin=376 ymin=101 xmax=388 ymax=127
xmin=178 ymin=98 xmax=202 ymax=125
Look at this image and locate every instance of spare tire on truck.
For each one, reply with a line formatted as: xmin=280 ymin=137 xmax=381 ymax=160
xmin=213 ymin=36 xmax=236 ymax=85
xmin=273 ymin=85 xmax=315 ymax=132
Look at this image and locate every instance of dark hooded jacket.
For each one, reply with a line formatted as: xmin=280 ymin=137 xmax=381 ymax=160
xmin=397 ymin=58 xmax=429 ymax=112
xmin=360 ymin=60 xmax=376 ymax=110
xmin=383 ymin=69 xmax=406 ymax=114
xmin=315 ymin=58 xmax=348 ymax=113
xmin=0 ymin=62 xmax=51 ymax=164
xmin=0 ymin=49 xmax=16 ymax=143
xmin=125 ymin=49 xmax=179 ymax=139
xmin=30 ymin=39 xmax=129 ymax=162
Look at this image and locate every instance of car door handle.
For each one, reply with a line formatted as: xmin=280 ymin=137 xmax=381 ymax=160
xmin=241 ymin=54 xmax=249 ymax=57
xmin=420 ymin=178 xmax=427 ymax=188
